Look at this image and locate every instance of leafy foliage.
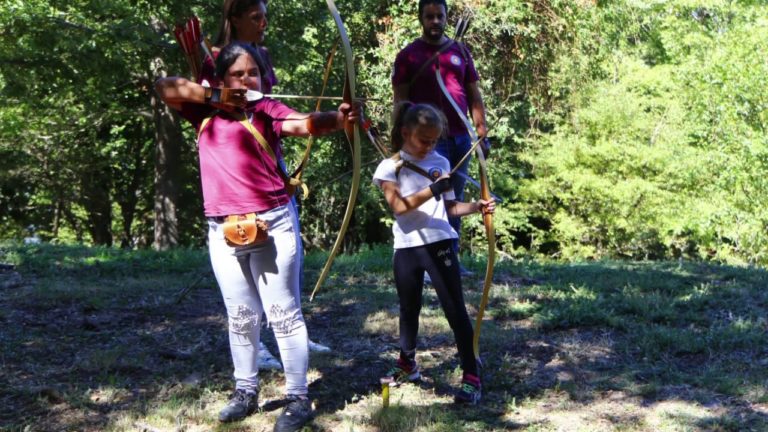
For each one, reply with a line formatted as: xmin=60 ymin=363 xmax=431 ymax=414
xmin=2 ymin=0 xmax=768 ymax=264
xmin=516 ymin=1 xmax=768 ymax=263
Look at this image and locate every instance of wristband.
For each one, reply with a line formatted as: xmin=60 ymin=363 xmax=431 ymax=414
xmin=204 ymin=87 xmax=212 ymax=103
xmin=204 ymin=87 xmax=218 ymax=104
xmin=205 ymin=87 xmax=222 ymax=104
xmin=306 ymin=112 xmax=340 ymax=136
xmin=429 ymin=177 xmax=452 ymax=200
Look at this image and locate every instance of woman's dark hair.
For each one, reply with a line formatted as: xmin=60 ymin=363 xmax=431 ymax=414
xmin=213 ymin=0 xmax=267 ymax=46
xmin=390 ymin=102 xmax=446 ymax=152
xmin=215 ymin=42 xmax=267 ymax=80
xmin=418 ymin=0 xmax=448 ymax=18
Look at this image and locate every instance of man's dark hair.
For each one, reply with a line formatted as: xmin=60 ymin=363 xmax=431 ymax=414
xmin=215 ymin=42 xmax=267 ymax=80
xmin=418 ymin=0 xmax=448 ymax=18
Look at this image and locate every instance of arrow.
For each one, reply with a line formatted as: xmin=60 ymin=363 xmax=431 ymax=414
xmin=245 ymin=89 xmax=376 ymax=102
xmin=454 ymin=171 xmax=503 ymax=203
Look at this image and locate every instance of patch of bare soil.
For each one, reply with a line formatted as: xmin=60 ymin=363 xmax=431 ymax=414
xmin=3 ymin=265 xmax=767 ymax=431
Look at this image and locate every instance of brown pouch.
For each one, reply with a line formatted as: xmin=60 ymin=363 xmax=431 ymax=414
xmin=221 ymin=213 xmax=269 ymax=247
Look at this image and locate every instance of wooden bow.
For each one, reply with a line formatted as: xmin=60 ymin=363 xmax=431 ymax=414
xmin=285 ymin=39 xmax=339 ymax=201
xmin=434 ymin=62 xmax=495 ymax=363
xmin=310 ymin=0 xmax=362 ymax=301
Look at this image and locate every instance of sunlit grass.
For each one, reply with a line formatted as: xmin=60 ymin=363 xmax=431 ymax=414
xmin=362 ymin=309 xmax=398 ymax=335
xmin=2 ymin=242 xmax=768 ymax=431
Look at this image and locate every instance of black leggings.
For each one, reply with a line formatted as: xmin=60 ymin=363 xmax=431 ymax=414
xmin=393 ymin=239 xmax=478 ymax=376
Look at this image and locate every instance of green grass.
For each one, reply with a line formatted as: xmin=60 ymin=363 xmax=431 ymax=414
xmin=1 ymin=242 xmax=767 ymax=431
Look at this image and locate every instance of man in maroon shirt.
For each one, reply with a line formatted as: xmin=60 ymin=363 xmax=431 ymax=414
xmin=392 ymin=0 xmax=489 ymax=275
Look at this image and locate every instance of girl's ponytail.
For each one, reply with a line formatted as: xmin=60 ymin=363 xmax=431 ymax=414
xmin=390 ymin=101 xmax=413 ymax=153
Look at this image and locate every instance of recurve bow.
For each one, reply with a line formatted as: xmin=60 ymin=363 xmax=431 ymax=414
xmin=310 ymin=0 xmax=362 ymax=301
xmin=434 ymin=57 xmax=495 ymax=363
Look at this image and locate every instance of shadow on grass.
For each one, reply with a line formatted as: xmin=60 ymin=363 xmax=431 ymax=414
xmin=474 ymin=259 xmax=768 ymax=429
xmin=2 ymin=243 xmax=768 ymax=430
xmin=370 ymin=402 xmax=525 ymax=431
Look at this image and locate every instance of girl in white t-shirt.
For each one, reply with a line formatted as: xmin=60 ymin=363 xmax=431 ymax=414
xmin=372 ymin=102 xmax=495 ymax=405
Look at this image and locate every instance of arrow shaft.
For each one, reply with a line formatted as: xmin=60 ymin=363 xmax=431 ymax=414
xmin=453 ymin=171 xmax=503 ymax=203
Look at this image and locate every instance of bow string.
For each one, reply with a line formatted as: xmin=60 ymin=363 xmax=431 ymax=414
xmin=433 ymin=30 xmax=495 ymax=363
xmin=310 ymin=0 xmax=362 ymax=301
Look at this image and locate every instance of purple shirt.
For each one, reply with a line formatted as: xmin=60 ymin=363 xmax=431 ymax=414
xmin=392 ymin=39 xmax=479 ymax=137
xmin=177 ymin=99 xmax=296 ymax=216
xmin=258 ymin=46 xmax=278 ymax=94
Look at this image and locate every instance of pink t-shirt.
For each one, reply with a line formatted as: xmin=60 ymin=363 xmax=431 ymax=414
xmin=178 ymin=100 xmax=296 ymax=216
xmin=392 ymin=39 xmax=479 ymax=137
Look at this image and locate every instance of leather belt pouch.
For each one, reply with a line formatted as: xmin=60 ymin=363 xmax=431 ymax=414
xmin=221 ymin=213 xmax=269 ymax=247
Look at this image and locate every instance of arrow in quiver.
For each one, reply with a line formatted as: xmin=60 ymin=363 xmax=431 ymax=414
xmin=173 ymin=16 xmax=212 ymax=81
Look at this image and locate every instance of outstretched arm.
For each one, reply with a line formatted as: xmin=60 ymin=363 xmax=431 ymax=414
xmin=445 ymin=198 xmax=495 ymax=218
xmin=280 ymin=102 xmax=361 ymax=137
xmin=154 ymin=77 xmax=247 ymax=111
xmin=154 ymin=77 xmax=206 ymax=111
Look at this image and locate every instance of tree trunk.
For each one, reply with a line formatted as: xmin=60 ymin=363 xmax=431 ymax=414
xmin=116 ymin=132 xmax=148 ymax=249
xmin=150 ymin=59 xmax=183 ymax=250
xmin=52 ymin=199 xmax=62 ymax=238
xmin=81 ymin=167 xmax=114 ymax=246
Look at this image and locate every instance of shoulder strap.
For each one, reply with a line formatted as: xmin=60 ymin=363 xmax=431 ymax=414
xmin=198 ymin=111 xmax=307 ymax=197
xmin=407 ymin=39 xmax=456 ymax=88
xmin=197 ymin=110 xmax=277 ymax=162
xmin=197 ymin=113 xmax=216 ymax=142
xmin=390 ymin=152 xmax=439 ymax=183
xmin=236 ymin=114 xmax=308 ymax=196
xmin=401 ymin=160 xmax=439 ymax=182
xmin=237 ymin=113 xmax=278 ymax=161
xmin=456 ymin=40 xmax=470 ymax=64
xmin=237 ymin=114 xmax=308 ymax=196
xmin=390 ymin=152 xmax=403 ymax=177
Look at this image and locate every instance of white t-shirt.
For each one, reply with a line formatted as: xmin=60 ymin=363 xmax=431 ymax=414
xmin=373 ymin=150 xmax=458 ymax=249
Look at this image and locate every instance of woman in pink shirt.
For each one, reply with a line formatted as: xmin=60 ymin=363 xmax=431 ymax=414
xmin=155 ymin=42 xmax=358 ymax=431
xmin=206 ymin=0 xmax=334 ymax=373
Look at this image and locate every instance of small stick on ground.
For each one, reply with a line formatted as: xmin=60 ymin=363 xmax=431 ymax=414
xmin=175 ymin=273 xmax=209 ymax=304
xmin=133 ymin=422 xmax=164 ymax=432
xmin=380 ymin=377 xmax=393 ymax=408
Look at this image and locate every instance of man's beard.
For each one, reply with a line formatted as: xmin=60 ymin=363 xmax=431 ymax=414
xmin=423 ymin=25 xmax=444 ymax=43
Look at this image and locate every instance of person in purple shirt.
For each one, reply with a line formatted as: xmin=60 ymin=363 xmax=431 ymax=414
xmin=208 ymin=0 xmax=277 ymax=92
xmin=155 ymin=42 xmax=359 ymax=430
xmin=392 ymin=0 xmax=489 ymax=276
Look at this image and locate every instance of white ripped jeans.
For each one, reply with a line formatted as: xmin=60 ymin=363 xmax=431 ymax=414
xmin=207 ymin=204 xmax=308 ymax=395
